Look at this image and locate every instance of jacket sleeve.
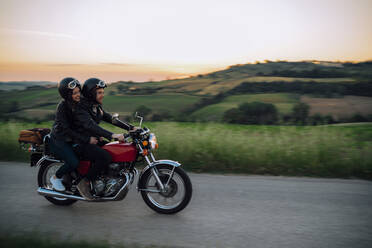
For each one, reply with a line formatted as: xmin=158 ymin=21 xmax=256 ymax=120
xmin=75 ymin=105 xmax=113 ymax=140
xmin=56 ymin=103 xmax=90 ymax=144
xmin=102 ymin=108 xmax=134 ymax=131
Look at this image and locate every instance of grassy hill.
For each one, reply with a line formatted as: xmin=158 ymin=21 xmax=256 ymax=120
xmin=0 ymin=81 xmax=57 ymax=91
xmin=1 ymin=60 xmax=372 ymax=122
xmin=111 ymin=60 xmax=371 ymax=96
xmin=190 ymin=93 xmax=299 ymax=122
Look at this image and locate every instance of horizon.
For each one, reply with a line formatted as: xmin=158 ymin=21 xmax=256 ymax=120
xmin=1 ymin=0 xmax=372 ymax=82
xmin=1 ymin=59 xmax=371 ymax=84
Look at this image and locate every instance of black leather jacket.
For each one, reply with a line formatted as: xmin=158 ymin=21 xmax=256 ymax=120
xmin=50 ymin=100 xmax=90 ymax=144
xmin=72 ymin=97 xmax=134 ymax=143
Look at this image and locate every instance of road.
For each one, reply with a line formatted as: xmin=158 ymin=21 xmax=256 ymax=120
xmin=1 ymin=162 xmax=372 ymax=248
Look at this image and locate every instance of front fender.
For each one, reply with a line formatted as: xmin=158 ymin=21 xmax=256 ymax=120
xmin=137 ymin=160 xmax=181 ymax=190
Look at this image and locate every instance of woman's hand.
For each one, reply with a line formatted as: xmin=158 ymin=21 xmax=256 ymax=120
xmin=90 ymin=137 xmax=98 ymax=144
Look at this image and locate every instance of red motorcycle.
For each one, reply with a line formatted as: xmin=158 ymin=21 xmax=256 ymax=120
xmin=22 ymin=114 xmax=192 ymax=214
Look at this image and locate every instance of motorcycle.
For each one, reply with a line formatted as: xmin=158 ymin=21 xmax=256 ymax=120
xmin=22 ymin=114 xmax=192 ymax=214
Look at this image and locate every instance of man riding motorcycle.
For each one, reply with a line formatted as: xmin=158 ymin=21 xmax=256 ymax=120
xmin=73 ymin=78 xmax=136 ymax=199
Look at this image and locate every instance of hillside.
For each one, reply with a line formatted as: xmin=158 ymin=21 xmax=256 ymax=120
xmin=0 ymin=81 xmax=57 ymax=91
xmin=111 ymin=60 xmax=372 ymax=96
xmin=1 ymin=61 xmax=372 ymax=122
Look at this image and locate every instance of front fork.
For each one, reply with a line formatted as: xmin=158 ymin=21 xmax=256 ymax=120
xmin=139 ymin=148 xmax=175 ymax=192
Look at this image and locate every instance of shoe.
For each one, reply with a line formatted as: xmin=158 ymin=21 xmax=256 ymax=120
xmin=77 ymin=178 xmax=93 ymax=200
xmin=50 ymin=175 xmax=65 ymax=191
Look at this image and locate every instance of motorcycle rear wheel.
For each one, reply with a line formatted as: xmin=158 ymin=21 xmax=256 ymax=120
xmin=139 ymin=164 xmax=192 ymax=214
xmin=38 ymin=161 xmax=77 ymax=206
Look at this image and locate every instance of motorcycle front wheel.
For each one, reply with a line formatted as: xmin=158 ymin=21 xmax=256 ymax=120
xmin=37 ymin=161 xmax=77 ymax=206
xmin=138 ymin=164 xmax=192 ymax=214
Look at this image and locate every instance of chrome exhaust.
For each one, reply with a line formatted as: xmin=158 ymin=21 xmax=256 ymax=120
xmin=37 ymin=187 xmax=86 ymax=201
xmin=37 ymin=172 xmax=133 ymax=202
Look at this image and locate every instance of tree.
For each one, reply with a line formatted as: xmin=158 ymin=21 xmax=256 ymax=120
xmin=292 ymin=102 xmax=310 ymax=124
xmin=223 ymin=108 xmax=244 ymax=124
xmin=309 ymin=113 xmax=324 ymax=125
xmin=223 ymin=101 xmax=278 ymax=125
xmin=117 ymin=84 xmax=129 ymax=93
xmin=8 ymin=101 xmax=19 ymax=113
xmin=133 ymin=105 xmax=152 ymax=118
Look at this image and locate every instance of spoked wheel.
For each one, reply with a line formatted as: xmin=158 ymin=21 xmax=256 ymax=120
xmin=139 ymin=164 xmax=192 ymax=214
xmin=37 ymin=161 xmax=77 ymax=206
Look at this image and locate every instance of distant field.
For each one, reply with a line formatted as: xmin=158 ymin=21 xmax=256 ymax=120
xmin=0 ymin=87 xmax=58 ymax=109
xmin=2 ymin=89 xmax=201 ymax=119
xmin=102 ymin=93 xmax=200 ymax=116
xmin=302 ymin=95 xmax=372 ymax=119
xmin=138 ymin=76 xmax=356 ymax=96
xmin=2 ymin=121 xmax=371 ymax=179
xmin=191 ymin=93 xmax=299 ymax=121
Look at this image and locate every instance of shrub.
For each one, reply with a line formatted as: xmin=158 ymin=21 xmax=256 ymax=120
xmin=223 ymin=102 xmax=278 ymax=125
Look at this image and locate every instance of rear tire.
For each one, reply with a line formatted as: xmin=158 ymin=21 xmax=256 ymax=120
xmin=139 ymin=164 xmax=192 ymax=214
xmin=37 ymin=161 xmax=77 ymax=206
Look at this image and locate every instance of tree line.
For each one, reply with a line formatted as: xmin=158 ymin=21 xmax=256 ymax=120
xmin=229 ymin=81 xmax=372 ymax=97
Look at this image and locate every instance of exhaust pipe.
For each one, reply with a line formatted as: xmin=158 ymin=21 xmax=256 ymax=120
xmin=38 ymin=172 xmax=132 ymax=202
xmin=37 ymin=187 xmax=86 ymax=201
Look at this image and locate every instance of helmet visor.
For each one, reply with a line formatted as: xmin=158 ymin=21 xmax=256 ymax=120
xmin=67 ymin=79 xmax=80 ymax=89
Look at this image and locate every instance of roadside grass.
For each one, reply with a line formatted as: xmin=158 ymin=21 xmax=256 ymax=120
xmin=1 ymin=121 xmax=371 ymax=179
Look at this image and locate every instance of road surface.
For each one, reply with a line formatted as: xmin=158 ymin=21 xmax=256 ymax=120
xmin=1 ymin=162 xmax=371 ymax=248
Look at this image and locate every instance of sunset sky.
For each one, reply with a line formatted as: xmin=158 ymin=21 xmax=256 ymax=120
xmin=0 ymin=0 xmax=371 ymax=82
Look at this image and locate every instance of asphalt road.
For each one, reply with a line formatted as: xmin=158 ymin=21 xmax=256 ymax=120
xmin=1 ymin=162 xmax=372 ymax=248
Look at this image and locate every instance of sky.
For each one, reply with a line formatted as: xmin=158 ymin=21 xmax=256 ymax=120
xmin=0 ymin=0 xmax=371 ymax=82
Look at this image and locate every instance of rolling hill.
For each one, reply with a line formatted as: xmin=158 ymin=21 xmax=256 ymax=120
xmin=1 ymin=60 xmax=372 ymax=122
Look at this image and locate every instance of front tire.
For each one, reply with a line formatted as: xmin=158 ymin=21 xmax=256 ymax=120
xmin=139 ymin=164 xmax=192 ymax=214
xmin=37 ymin=161 xmax=77 ymax=206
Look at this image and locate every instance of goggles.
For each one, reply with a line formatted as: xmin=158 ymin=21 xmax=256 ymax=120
xmin=96 ymin=80 xmax=106 ymax=88
xmin=67 ymin=79 xmax=80 ymax=89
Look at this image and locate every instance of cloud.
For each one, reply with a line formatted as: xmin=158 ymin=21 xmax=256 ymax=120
xmin=0 ymin=27 xmax=77 ymax=40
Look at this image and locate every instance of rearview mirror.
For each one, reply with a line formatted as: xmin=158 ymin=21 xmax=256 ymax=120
xmin=134 ymin=112 xmax=143 ymax=127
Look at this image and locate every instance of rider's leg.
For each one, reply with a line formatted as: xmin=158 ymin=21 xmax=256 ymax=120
xmin=49 ymin=137 xmax=79 ymax=191
xmin=81 ymin=144 xmax=111 ymax=181
xmin=77 ymin=144 xmax=111 ymax=199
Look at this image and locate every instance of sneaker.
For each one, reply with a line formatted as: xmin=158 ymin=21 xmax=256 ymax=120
xmin=50 ymin=175 xmax=65 ymax=191
xmin=77 ymin=178 xmax=93 ymax=200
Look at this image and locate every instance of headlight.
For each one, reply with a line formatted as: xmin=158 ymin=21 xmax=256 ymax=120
xmin=149 ymin=133 xmax=158 ymax=150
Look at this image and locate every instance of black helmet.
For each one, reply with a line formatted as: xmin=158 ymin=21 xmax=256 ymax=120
xmin=58 ymin=77 xmax=81 ymax=100
xmin=82 ymin=78 xmax=107 ymax=101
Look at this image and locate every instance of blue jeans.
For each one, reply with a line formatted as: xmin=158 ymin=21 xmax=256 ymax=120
xmin=49 ymin=137 xmax=79 ymax=179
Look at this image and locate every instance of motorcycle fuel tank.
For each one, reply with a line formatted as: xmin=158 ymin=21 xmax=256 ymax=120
xmin=103 ymin=141 xmax=137 ymax=162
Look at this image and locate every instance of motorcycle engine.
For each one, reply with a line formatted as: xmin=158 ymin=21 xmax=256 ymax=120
xmin=93 ymin=163 xmax=128 ymax=197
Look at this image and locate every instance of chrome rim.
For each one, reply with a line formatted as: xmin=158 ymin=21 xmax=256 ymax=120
xmin=42 ymin=162 xmax=68 ymax=200
xmin=145 ymin=168 xmax=185 ymax=210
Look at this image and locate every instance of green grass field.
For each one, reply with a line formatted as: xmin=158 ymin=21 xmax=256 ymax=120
xmin=1 ymin=87 xmax=202 ymax=119
xmin=1 ymin=121 xmax=371 ymax=179
xmin=191 ymin=93 xmax=299 ymax=121
xmin=102 ymin=93 xmax=200 ymax=115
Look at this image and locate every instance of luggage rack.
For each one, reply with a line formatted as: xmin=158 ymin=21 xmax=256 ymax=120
xmin=19 ymin=142 xmax=44 ymax=153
